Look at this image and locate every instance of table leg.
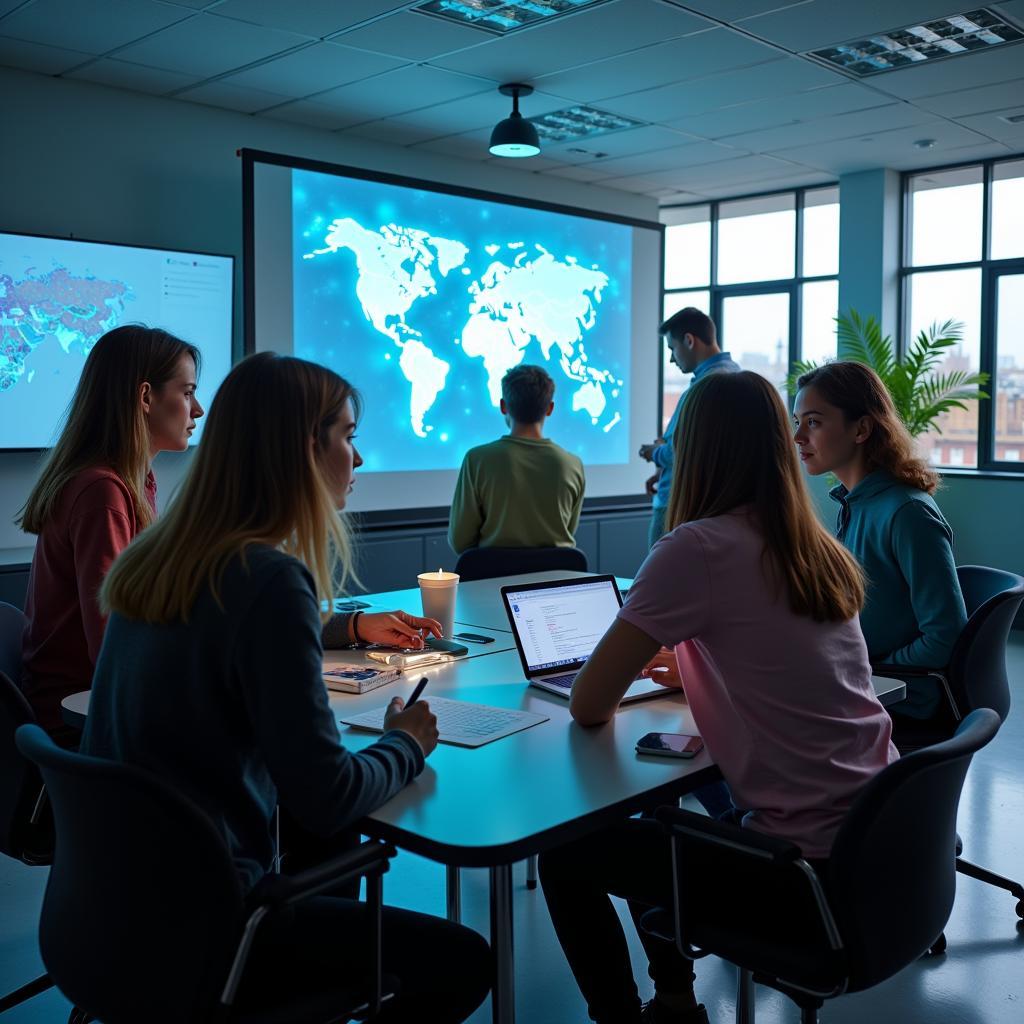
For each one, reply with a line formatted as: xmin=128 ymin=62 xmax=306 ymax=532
xmin=446 ymin=865 xmax=462 ymax=923
xmin=736 ymin=966 xmax=755 ymax=1024
xmin=489 ymin=863 xmax=515 ymax=1024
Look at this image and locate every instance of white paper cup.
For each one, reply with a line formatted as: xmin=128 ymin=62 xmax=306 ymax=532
xmin=418 ymin=570 xmax=459 ymax=639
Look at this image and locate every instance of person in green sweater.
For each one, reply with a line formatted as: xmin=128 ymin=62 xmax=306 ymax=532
xmin=448 ymin=364 xmax=585 ymax=554
xmin=793 ymin=361 xmax=968 ymax=722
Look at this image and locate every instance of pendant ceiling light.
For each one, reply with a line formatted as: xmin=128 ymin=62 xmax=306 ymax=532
xmin=489 ymin=83 xmax=540 ymax=158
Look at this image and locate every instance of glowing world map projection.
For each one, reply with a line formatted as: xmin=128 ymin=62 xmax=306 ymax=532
xmin=292 ymin=169 xmax=632 ymax=473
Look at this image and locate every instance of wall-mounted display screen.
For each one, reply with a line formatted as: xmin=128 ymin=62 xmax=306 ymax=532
xmin=0 ymin=231 xmax=234 ymax=450
xmin=245 ymin=149 xmax=662 ymax=516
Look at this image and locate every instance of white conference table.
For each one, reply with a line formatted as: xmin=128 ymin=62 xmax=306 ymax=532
xmin=61 ymin=572 xmax=906 ymax=1024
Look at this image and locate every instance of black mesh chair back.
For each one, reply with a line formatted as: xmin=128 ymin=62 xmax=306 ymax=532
xmin=0 ymin=602 xmax=45 ymax=861
xmin=827 ymin=708 xmax=1000 ymax=991
xmin=16 ymin=724 xmax=245 ymax=1024
xmin=947 ymin=565 xmax=1024 ymax=721
xmin=454 ymin=545 xmax=588 ymax=582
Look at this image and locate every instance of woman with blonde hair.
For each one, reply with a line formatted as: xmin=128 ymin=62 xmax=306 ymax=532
xmin=539 ymin=371 xmax=896 ymax=1024
xmin=80 ymin=352 xmax=490 ymax=1023
xmin=794 ymin=361 xmax=967 ymax=722
xmin=19 ymin=325 xmax=204 ymax=740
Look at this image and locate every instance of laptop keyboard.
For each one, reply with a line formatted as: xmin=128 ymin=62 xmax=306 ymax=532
xmin=544 ymin=672 xmax=577 ymax=689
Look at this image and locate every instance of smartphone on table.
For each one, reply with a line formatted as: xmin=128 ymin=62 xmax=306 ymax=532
xmin=635 ymin=733 xmax=704 ymax=759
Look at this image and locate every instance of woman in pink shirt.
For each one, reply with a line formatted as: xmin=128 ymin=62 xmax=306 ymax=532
xmin=539 ymin=371 xmax=897 ymax=1024
xmin=18 ymin=325 xmax=204 ymax=742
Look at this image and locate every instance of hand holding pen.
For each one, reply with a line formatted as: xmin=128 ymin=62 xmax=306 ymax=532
xmin=384 ymin=677 xmax=438 ymax=756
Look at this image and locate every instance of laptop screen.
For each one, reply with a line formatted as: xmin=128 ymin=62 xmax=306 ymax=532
xmin=504 ymin=578 xmax=622 ymax=674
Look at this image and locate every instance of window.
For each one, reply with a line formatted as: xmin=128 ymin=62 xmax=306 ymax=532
xmin=660 ymin=186 xmax=839 ymax=428
xmin=903 ymin=156 xmax=1024 ymax=471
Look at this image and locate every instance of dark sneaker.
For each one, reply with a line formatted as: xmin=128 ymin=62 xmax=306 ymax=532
xmin=639 ymin=999 xmax=710 ymax=1024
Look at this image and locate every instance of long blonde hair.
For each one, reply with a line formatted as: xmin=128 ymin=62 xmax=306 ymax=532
xmin=796 ymin=362 xmax=939 ymax=493
xmin=18 ymin=325 xmax=200 ymax=534
xmin=102 ymin=352 xmax=357 ymax=624
xmin=668 ymin=371 xmax=864 ymax=623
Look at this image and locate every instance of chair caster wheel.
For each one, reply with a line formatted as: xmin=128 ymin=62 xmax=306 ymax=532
xmin=928 ymin=933 xmax=947 ymax=956
xmin=526 ymin=879 xmax=537 ymax=890
xmin=1016 ymin=899 xmax=1023 ymax=920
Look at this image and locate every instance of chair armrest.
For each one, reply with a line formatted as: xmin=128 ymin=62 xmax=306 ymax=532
xmin=871 ymin=662 xmax=944 ymax=680
xmin=654 ymin=806 xmax=802 ymax=864
xmin=250 ymin=839 xmax=396 ymax=912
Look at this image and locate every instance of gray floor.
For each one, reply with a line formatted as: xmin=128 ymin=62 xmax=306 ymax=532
xmin=3 ymin=638 xmax=1022 ymax=1024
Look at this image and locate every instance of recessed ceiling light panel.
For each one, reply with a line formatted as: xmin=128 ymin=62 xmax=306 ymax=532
xmin=415 ymin=0 xmax=610 ymax=35
xmin=809 ymin=8 xmax=1024 ymax=76
xmin=530 ymin=106 xmax=645 ymax=143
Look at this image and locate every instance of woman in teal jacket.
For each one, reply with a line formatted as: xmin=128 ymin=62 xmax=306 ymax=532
xmin=793 ymin=362 xmax=967 ymax=721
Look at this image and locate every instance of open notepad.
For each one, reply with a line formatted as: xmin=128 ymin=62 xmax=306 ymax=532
xmin=340 ymin=696 xmax=549 ymax=749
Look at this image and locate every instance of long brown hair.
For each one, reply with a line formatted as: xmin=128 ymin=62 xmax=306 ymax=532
xmin=667 ymin=371 xmax=864 ymax=622
xmin=797 ymin=362 xmax=939 ymax=493
xmin=101 ymin=353 xmax=357 ymax=624
xmin=18 ymin=325 xmax=200 ymax=534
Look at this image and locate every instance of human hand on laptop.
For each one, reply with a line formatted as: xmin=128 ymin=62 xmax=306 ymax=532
xmin=640 ymin=648 xmax=682 ymax=689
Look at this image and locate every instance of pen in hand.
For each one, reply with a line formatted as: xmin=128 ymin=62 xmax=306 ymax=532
xmin=405 ymin=676 xmax=429 ymax=707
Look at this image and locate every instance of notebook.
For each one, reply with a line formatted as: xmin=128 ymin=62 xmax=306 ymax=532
xmin=500 ymin=576 xmax=668 ymax=705
xmin=340 ymin=696 xmax=548 ymax=748
xmin=322 ymin=660 xmax=401 ymax=695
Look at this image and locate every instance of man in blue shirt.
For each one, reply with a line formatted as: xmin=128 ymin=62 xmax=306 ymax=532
xmin=640 ymin=308 xmax=741 ymax=548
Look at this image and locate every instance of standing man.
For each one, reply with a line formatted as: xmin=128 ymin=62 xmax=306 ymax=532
xmin=449 ymin=364 xmax=585 ymax=555
xmin=640 ymin=308 xmax=740 ymax=548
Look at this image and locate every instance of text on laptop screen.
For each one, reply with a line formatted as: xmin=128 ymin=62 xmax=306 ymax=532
xmin=506 ymin=581 xmax=621 ymax=673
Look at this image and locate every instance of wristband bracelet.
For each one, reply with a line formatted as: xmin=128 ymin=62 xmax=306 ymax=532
xmin=351 ymin=610 xmax=364 ymax=645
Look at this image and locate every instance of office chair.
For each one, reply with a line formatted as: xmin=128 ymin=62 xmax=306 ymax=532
xmin=643 ymin=709 xmax=1000 ymax=1024
xmin=873 ymin=565 xmax=1024 ymax=926
xmin=0 ymin=601 xmax=59 ymax=1017
xmin=451 ymin=544 xmax=587 ymax=900
xmin=15 ymin=724 xmax=398 ymax=1024
xmin=454 ymin=545 xmax=588 ymax=582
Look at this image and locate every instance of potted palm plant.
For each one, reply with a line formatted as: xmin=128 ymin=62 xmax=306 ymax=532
xmin=788 ymin=309 xmax=989 ymax=439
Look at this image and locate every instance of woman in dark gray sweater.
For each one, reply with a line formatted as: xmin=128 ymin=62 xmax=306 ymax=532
xmin=81 ymin=352 xmax=489 ymax=1023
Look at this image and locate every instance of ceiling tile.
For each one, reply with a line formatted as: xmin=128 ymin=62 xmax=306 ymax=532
xmin=0 ymin=0 xmax=28 ymax=15
xmin=155 ymin=0 xmax=219 ymax=8
xmin=65 ymin=57 xmax=200 ymax=93
xmin=354 ymin=84 xmax=568 ymax=138
xmin=911 ymin=79 xmax=1024 ymax=117
xmin=114 ymin=12 xmax=307 ymax=77
xmin=663 ymin=82 xmax=891 ymax=139
xmin=540 ymin=163 xmax=617 ymax=182
xmin=685 ymin=170 xmax=836 ymax=199
xmin=954 ymin=108 xmax=1024 ymax=143
xmin=430 ymin=0 xmax=714 ymax=82
xmin=0 ymin=0 xmax=189 ymax=54
xmin=220 ymin=41 xmax=406 ymax=97
xmin=0 ymin=35 xmax=90 ymax=74
xmin=717 ymin=101 xmax=935 ymax=152
xmin=579 ymin=140 xmax=743 ymax=177
xmin=636 ymin=153 xmax=815 ymax=188
xmin=409 ymin=129 xmax=494 ymax=162
xmin=598 ymin=173 xmax=671 ymax=193
xmin=539 ymin=125 xmax=698 ymax=161
xmin=666 ymin=1 xmax=812 ymax=19
xmin=176 ymin=79 xmax=293 ymax=112
xmin=212 ymin=0 xmax=407 ymax=38
xmin=736 ymin=1 xmax=968 ymax=51
xmin=599 ymin=56 xmax=842 ymax=121
xmin=260 ymin=99 xmax=352 ymax=130
xmin=342 ymin=118 xmax=443 ymax=147
xmin=865 ymin=44 xmax=1024 ymax=101
xmin=535 ymin=28 xmax=781 ymax=103
xmin=768 ymin=120 xmax=1003 ymax=173
xmin=331 ymin=10 xmax=491 ymax=61
xmin=269 ymin=65 xmax=494 ymax=130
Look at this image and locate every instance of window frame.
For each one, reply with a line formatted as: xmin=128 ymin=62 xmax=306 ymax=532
xmin=660 ymin=184 xmax=840 ymax=425
xmin=900 ymin=154 xmax=1024 ymax=473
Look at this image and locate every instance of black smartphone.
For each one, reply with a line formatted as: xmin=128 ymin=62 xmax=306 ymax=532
xmin=452 ymin=632 xmax=495 ymax=644
xmin=635 ymin=733 xmax=704 ymax=759
xmin=425 ymin=637 xmax=470 ymax=656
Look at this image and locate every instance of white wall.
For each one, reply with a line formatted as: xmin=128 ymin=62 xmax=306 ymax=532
xmin=0 ymin=67 xmax=658 ymax=551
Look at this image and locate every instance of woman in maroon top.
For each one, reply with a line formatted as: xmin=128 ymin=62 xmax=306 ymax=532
xmin=17 ymin=325 xmax=204 ymax=741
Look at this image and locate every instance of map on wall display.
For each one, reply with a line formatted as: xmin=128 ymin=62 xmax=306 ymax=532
xmin=0 ymin=233 xmax=233 ymax=448
xmin=292 ymin=169 xmax=632 ymax=473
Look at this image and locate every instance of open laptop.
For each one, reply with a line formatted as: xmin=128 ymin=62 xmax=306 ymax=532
xmin=500 ymin=575 xmax=668 ymax=704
